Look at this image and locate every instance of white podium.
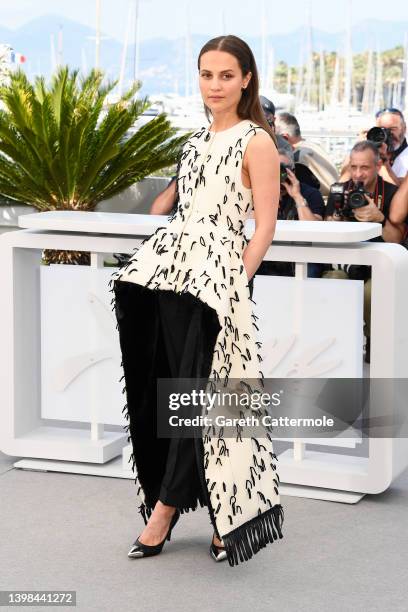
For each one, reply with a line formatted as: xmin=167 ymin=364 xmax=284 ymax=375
xmin=1 ymin=211 xmax=408 ymax=502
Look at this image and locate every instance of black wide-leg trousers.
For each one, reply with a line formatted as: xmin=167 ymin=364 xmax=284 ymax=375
xmin=113 ymin=280 xmax=221 ymax=516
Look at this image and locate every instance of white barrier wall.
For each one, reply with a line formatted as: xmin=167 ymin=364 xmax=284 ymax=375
xmin=1 ymin=212 xmax=408 ymax=502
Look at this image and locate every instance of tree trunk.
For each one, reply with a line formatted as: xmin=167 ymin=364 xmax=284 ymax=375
xmin=41 ymin=249 xmax=91 ymax=265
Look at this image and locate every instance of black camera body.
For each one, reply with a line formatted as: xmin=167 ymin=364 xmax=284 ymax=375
xmin=366 ymin=126 xmax=394 ymax=152
xmin=329 ymin=181 xmax=369 ymax=219
xmin=280 ymin=163 xmax=289 ymax=184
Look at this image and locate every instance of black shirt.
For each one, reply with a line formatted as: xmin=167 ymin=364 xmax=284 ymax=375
xmin=254 ymin=182 xmax=325 ymax=281
xmin=325 ymin=176 xmax=398 ymax=242
xmin=279 ymin=182 xmax=325 ymax=220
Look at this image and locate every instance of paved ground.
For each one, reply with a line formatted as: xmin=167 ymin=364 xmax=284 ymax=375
xmin=1 ymin=450 xmax=407 ymax=612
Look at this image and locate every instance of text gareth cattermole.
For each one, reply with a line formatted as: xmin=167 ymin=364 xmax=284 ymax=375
xmin=168 ymin=390 xmax=282 ymax=411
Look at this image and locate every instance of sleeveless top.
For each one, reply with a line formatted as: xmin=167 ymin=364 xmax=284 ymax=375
xmin=111 ymin=118 xmax=268 ymax=384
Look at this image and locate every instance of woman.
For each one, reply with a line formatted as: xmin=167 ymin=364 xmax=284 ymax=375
xmin=109 ymin=34 xmax=283 ymax=567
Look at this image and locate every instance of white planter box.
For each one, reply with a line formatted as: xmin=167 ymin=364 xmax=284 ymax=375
xmin=40 ymin=264 xmax=123 ymax=426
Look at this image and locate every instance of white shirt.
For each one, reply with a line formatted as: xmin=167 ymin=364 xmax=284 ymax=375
xmin=392 ymin=146 xmax=408 ymax=178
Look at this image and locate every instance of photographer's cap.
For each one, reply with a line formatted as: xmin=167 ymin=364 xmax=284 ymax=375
xmin=260 ymin=95 xmax=276 ymax=116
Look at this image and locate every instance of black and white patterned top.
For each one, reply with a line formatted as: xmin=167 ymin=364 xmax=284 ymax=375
xmin=111 ymin=119 xmax=267 ymax=383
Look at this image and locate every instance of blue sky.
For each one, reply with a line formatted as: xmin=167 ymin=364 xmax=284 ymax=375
xmin=1 ymin=0 xmax=408 ymax=41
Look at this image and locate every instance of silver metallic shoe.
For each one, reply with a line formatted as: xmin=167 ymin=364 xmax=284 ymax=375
xmin=128 ymin=509 xmax=180 ymax=559
xmin=210 ymin=535 xmax=228 ymax=562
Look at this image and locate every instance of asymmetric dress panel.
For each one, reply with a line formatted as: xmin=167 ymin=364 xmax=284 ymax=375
xmin=110 ymin=119 xmax=284 ymax=567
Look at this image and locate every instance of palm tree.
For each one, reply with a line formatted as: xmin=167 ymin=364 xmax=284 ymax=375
xmin=0 ymin=66 xmax=188 ymax=264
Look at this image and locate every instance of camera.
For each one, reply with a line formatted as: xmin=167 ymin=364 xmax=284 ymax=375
xmin=366 ymin=126 xmax=394 ymax=152
xmin=329 ymin=181 xmax=369 ymax=218
xmin=280 ymin=163 xmax=289 ymax=184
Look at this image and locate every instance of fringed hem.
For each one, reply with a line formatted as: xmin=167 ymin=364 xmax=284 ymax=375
xmin=138 ymin=502 xmax=153 ymax=526
xmin=222 ymin=504 xmax=284 ymax=567
xmin=178 ymin=498 xmax=207 ymax=515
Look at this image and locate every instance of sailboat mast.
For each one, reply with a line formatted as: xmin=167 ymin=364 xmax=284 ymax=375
xmin=304 ymin=0 xmax=313 ymax=107
xmin=267 ymin=47 xmax=275 ymax=91
xmin=95 ymin=0 xmax=101 ymax=69
xmin=133 ymin=0 xmax=140 ymax=82
xmin=184 ymin=1 xmax=191 ymax=97
xmin=330 ymin=52 xmax=340 ymax=108
xmin=119 ymin=2 xmax=133 ymax=94
xmin=295 ymin=43 xmax=304 ymax=110
xmin=319 ymin=48 xmax=326 ymax=111
xmin=50 ymin=34 xmax=56 ymax=72
xmin=361 ymin=48 xmax=373 ymax=114
xmin=343 ymin=0 xmax=352 ymax=110
xmin=261 ymin=0 xmax=267 ymax=88
xmin=373 ymin=45 xmax=383 ymax=112
xmin=403 ymin=33 xmax=408 ymax=115
xmin=57 ymin=25 xmax=63 ymax=67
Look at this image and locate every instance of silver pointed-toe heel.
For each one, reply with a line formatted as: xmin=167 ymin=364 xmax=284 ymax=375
xmin=128 ymin=509 xmax=180 ymax=559
xmin=209 ymin=536 xmax=228 ymax=562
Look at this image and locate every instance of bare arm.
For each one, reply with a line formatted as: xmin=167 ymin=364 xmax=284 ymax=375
xmin=388 ymin=174 xmax=408 ymax=225
xmin=379 ymin=161 xmax=402 ymax=186
xmin=352 ymin=196 xmax=404 ymax=243
xmin=339 ymin=154 xmax=351 ymax=182
xmin=382 ymin=182 xmax=408 ymax=242
xmin=149 ymin=180 xmax=177 ymax=215
xmin=378 ymin=144 xmax=402 ymax=186
xmin=382 ymin=218 xmax=405 ymax=243
xmin=296 ymin=206 xmax=323 ymax=221
xmin=241 ymin=133 xmax=280 ymax=281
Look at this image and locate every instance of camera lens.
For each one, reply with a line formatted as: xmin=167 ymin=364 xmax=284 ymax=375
xmin=280 ymin=163 xmax=288 ymax=183
xmin=349 ymin=192 xmax=366 ymax=207
xmin=366 ymin=127 xmax=387 ymax=144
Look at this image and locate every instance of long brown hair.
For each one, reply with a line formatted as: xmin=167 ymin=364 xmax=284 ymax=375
xmin=197 ymin=35 xmax=277 ymax=146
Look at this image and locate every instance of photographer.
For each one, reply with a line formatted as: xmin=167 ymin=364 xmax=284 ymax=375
xmin=340 ymin=109 xmax=408 ymax=185
xmin=326 ymin=141 xmax=402 ymax=243
xmin=275 ymin=111 xmax=338 ymax=197
xmin=278 ymin=150 xmax=324 ymax=222
xmin=325 ymin=140 xmax=403 ymax=361
xmin=376 ymin=108 xmax=408 ymax=179
xmin=259 ymin=95 xmax=276 ymax=131
xmin=260 ymin=96 xmax=300 ymax=157
xmin=256 ymin=148 xmax=324 ymax=277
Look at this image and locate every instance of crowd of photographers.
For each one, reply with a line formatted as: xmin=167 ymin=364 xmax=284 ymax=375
xmin=115 ymin=100 xmax=408 ymax=363
xmin=268 ymin=101 xmax=408 ymax=362
xmin=150 ymin=98 xmax=408 ymax=251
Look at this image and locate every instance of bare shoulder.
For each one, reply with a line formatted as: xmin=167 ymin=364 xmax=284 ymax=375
xmin=247 ymin=128 xmax=275 ymax=149
xmin=245 ymin=129 xmax=277 ymax=161
xmin=243 ymin=129 xmax=278 ymax=171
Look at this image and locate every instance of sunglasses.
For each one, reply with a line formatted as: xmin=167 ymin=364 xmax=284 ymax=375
xmin=375 ymin=107 xmax=404 ymax=119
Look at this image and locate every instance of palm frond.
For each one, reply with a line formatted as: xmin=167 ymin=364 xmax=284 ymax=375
xmin=0 ymin=65 xmax=188 ymax=210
